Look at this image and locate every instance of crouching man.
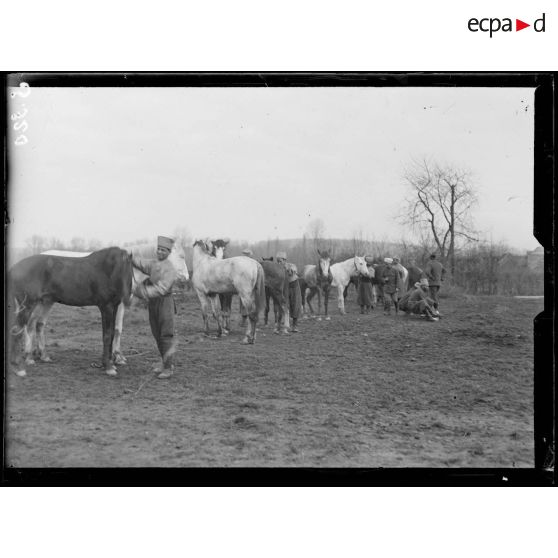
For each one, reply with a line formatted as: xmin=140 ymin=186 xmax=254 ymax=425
xmin=398 ymin=279 xmax=441 ymax=322
xmin=132 ymin=235 xmax=179 ymax=379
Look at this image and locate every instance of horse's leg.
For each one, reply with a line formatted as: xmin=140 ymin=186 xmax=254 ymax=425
xmin=219 ymin=294 xmax=230 ymax=334
xmin=306 ymin=288 xmax=317 ymax=317
xmin=337 ymin=284 xmax=346 ymax=315
xmin=113 ymin=302 xmax=127 ymax=365
xmin=316 ymin=288 xmax=322 ymax=321
xmin=35 ymin=300 xmax=54 ymax=362
xmin=272 ymin=291 xmax=288 ymax=334
xmin=273 ymin=297 xmax=282 ymax=332
xmin=10 ymin=300 xmax=35 ymax=376
xmin=195 ymin=291 xmax=212 ymax=336
xmin=24 ymin=304 xmax=41 ymax=365
xmin=299 ymin=283 xmax=307 ymax=318
xmin=239 ymin=299 xmax=248 ymax=327
xmin=210 ymin=295 xmax=224 ymax=337
xmin=223 ymin=294 xmax=231 ymax=334
xmin=371 ymin=285 xmax=377 ymax=308
xmin=323 ymin=286 xmax=331 ymax=320
xmin=100 ymin=304 xmax=117 ymax=376
xmin=238 ymin=294 xmax=256 ymax=344
xmin=264 ymin=289 xmax=270 ymax=326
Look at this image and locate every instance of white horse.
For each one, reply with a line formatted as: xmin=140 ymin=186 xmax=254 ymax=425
xmin=39 ymin=245 xmax=189 ymax=366
xmin=393 ymin=262 xmax=409 ymax=291
xmin=300 ymin=249 xmax=332 ymax=320
xmin=192 ymin=240 xmax=265 ymax=344
xmin=330 ymin=256 xmax=371 ymax=315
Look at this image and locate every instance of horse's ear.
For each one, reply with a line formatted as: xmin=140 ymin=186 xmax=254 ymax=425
xmin=317 ymin=249 xmax=322 ymax=256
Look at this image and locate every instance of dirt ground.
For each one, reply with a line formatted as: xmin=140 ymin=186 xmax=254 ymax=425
xmin=5 ymin=289 xmax=541 ymax=468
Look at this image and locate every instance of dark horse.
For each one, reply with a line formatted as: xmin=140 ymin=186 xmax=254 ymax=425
xmin=8 ymin=247 xmax=133 ymax=377
xmin=343 ymin=275 xmax=359 ymax=300
xmin=407 ymin=263 xmax=426 ymax=290
xmin=260 ymin=257 xmax=290 ymax=333
xmin=300 ymin=250 xmax=332 ymax=320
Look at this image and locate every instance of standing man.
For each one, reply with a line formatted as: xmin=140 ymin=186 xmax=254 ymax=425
xmin=357 ymin=256 xmax=375 ymax=313
xmin=424 ymin=254 xmax=446 ymax=309
xmin=381 ymin=257 xmax=402 ymax=315
xmin=276 ymin=251 xmax=303 ymax=333
xmin=132 ymin=236 xmax=179 ymax=379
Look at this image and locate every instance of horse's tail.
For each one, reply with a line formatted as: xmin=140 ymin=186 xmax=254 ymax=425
xmin=121 ymin=250 xmax=134 ymax=307
xmin=254 ymin=263 xmax=266 ymax=320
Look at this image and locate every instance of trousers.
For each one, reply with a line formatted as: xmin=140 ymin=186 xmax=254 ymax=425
xmin=148 ymin=294 xmax=175 ymax=369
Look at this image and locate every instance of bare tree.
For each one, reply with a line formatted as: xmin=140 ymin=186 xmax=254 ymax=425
xmin=351 ymin=227 xmax=367 ymax=255
xmin=26 ymin=235 xmax=43 ymax=255
xmin=173 ymin=226 xmax=192 ymax=248
xmin=306 ymin=218 xmax=326 ymax=250
xmin=401 ymin=159 xmax=478 ymax=275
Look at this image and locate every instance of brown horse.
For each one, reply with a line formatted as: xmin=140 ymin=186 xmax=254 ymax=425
xmin=8 ymin=247 xmax=133 ymax=377
xmin=260 ymin=258 xmax=290 ymax=334
xmin=407 ymin=263 xmax=426 ymax=290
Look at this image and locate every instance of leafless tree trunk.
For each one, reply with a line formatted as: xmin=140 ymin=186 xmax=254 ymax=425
xmin=401 ymin=159 xmax=479 ymax=276
xmin=306 ymin=218 xmax=326 ymax=251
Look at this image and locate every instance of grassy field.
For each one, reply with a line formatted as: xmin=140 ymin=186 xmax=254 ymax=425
xmin=5 ymin=289 xmax=541 ymax=468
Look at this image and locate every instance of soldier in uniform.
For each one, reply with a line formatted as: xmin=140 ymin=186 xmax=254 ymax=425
xmin=357 ymin=256 xmax=375 ymax=313
xmin=132 ymin=235 xmax=179 ymax=379
xmin=424 ymin=253 xmax=447 ymax=309
xmin=380 ymin=257 xmax=402 ymax=315
xmin=398 ymin=279 xmax=440 ymax=321
xmin=276 ymin=251 xmax=303 ymax=333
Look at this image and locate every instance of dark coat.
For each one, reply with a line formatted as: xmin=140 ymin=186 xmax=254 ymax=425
xmin=425 ymin=259 xmax=446 ymax=287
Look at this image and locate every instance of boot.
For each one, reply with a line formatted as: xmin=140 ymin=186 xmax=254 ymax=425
xmin=158 ymin=365 xmax=174 ymax=379
xmin=291 ymin=318 xmax=299 ymax=333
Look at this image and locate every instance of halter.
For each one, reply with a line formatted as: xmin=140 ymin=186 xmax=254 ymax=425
xmin=14 ymin=294 xmax=27 ymax=315
xmin=11 ymin=324 xmax=27 ymax=336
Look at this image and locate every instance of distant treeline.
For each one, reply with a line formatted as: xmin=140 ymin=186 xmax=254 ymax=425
xmin=9 ymin=235 xmax=543 ymax=296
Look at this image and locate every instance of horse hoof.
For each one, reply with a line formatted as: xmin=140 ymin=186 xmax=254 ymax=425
xmin=325 ymin=316 xmax=331 ymax=321
xmin=15 ymin=369 xmax=27 ymax=377
xmin=105 ymin=368 xmax=117 ymax=376
xmin=25 ymin=358 xmax=36 ymax=366
xmin=114 ymin=355 xmax=127 ymax=365
xmin=317 ymin=317 xmax=322 ymax=322
xmin=40 ymin=356 xmax=53 ymax=363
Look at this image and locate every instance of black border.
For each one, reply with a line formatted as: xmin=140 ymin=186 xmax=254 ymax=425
xmin=2 ymin=72 xmax=556 ymax=486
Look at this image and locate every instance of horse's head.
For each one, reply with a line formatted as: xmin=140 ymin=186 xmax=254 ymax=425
xmin=169 ymin=244 xmax=190 ymax=283
xmin=354 ymin=256 xmax=370 ymax=277
xmin=210 ymin=238 xmax=229 ymax=260
xmin=193 ymin=239 xmax=211 ymax=253
xmin=317 ymin=249 xmax=332 ymax=280
xmin=261 ymin=256 xmax=274 ymax=262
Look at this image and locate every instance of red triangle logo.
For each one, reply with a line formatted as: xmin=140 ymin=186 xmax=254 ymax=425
xmin=516 ymin=19 xmax=530 ymax=31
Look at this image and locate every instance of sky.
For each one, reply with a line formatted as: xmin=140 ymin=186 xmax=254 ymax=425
xmin=7 ymin=85 xmax=537 ymax=252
